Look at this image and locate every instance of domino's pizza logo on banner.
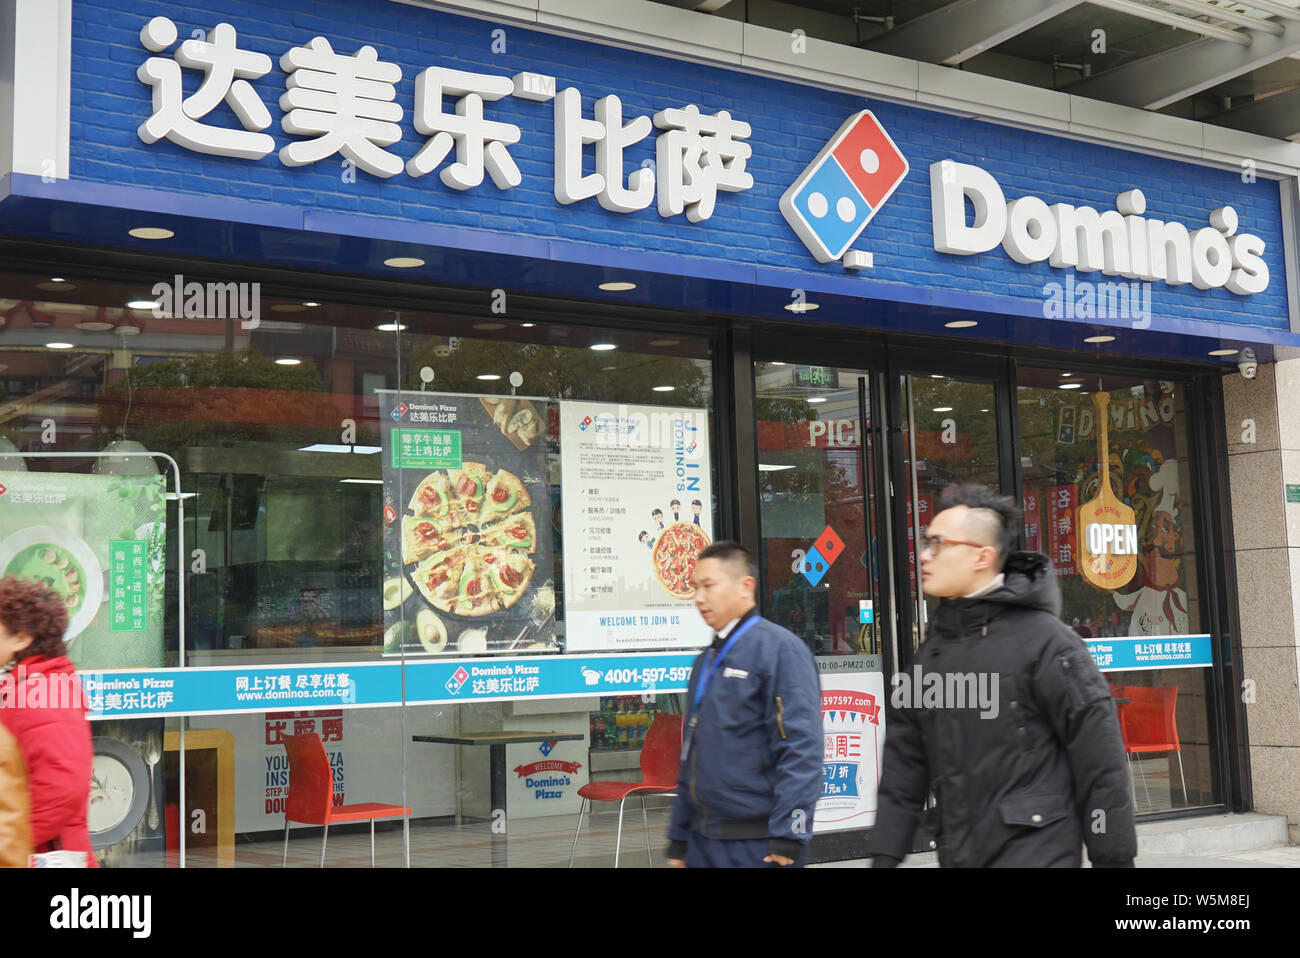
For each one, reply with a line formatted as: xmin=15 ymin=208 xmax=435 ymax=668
xmin=780 ymin=111 xmax=909 ymax=265
xmin=391 ymin=402 xmax=408 ymax=422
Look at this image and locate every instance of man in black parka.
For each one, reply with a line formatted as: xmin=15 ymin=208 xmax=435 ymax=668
xmin=869 ymin=484 xmax=1136 ymax=868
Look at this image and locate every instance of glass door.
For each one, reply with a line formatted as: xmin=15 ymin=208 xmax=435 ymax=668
xmin=890 ymin=366 xmax=1012 ymax=665
xmin=754 ymin=361 xmax=883 ymax=659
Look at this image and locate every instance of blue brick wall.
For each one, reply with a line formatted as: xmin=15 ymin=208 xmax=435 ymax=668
xmin=68 ymin=0 xmax=1289 ymax=331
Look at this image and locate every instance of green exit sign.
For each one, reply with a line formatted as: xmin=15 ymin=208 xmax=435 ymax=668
xmin=793 ymin=366 xmax=839 ymax=389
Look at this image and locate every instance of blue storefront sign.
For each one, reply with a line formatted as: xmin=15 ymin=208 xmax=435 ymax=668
xmin=1085 ymin=634 xmax=1213 ymax=672
xmin=80 ymin=651 xmax=699 ymax=719
xmin=0 ymin=0 xmax=1286 ymax=355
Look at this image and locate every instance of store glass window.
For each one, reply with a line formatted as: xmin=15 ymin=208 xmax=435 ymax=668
xmin=1016 ymin=368 xmax=1215 ymax=812
xmin=0 ymin=271 xmax=715 ymax=866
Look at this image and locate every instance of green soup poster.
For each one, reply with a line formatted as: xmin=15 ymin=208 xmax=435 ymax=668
xmin=0 ymin=471 xmax=166 ymax=669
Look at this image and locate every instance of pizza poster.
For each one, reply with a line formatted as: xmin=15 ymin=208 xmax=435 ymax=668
xmin=0 ymin=471 xmax=166 ymax=669
xmin=377 ymin=391 xmax=555 ymax=657
xmin=813 ymin=659 xmax=885 ymax=834
xmin=558 ymin=401 xmax=712 ymax=652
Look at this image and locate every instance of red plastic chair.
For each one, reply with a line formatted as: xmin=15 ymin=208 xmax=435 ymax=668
xmin=281 ymin=733 xmax=410 ymax=867
xmin=568 ymin=714 xmax=682 ymax=868
xmin=1112 ymin=685 xmax=1187 ymax=806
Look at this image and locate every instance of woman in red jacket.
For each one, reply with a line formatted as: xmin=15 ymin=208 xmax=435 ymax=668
xmin=0 ymin=576 xmax=95 ymax=866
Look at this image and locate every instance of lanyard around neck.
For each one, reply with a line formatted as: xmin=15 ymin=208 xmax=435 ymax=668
xmin=692 ymin=615 xmax=760 ymax=711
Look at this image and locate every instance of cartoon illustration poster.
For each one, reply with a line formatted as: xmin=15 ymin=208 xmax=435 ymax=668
xmin=559 ymin=401 xmax=713 ymax=652
xmin=378 ymin=391 xmax=555 ymax=656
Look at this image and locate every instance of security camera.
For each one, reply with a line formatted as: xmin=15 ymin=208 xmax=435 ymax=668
xmin=1239 ymin=347 xmax=1257 ymax=380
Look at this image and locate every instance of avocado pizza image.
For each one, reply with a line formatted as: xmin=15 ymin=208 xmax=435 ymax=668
xmin=401 ymin=462 xmax=537 ymax=618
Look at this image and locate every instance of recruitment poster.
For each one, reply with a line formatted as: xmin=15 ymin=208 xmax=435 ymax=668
xmin=813 ymin=658 xmax=886 ymax=833
xmin=0 ymin=471 xmax=166 ymax=669
xmin=378 ymin=391 xmax=554 ymax=656
xmin=559 ymin=401 xmax=712 ymax=652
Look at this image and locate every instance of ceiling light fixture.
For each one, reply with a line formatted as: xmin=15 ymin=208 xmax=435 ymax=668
xmin=652 ymin=385 xmax=675 ymax=392
xmin=808 ymin=397 xmax=827 ymax=403
xmin=302 ymin=301 xmax=321 ymax=307
xmin=1084 ymin=335 xmax=1116 ymax=344
xmin=933 ymin=406 xmax=953 ymax=412
xmin=275 ymin=358 xmax=302 ymax=366
xmin=46 ymin=341 xmax=74 ymax=350
xmin=1060 ymin=383 xmax=1082 ymax=390
xmin=383 ymin=257 xmax=425 ymax=268
xmin=126 ymin=300 xmax=159 ymax=310
xmin=376 ymin=322 xmax=407 ymax=332
xmin=129 ymin=227 xmax=174 ymax=240
xmin=521 ymin=322 xmax=536 ymax=328
xmin=1208 ymin=348 xmax=1239 ymax=357
xmin=590 ymin=343 xmax=617 ymax=351
xmin=944 ymin=320 xmax=978 ymax=329
xmin=599 ymin=281 xmax=637 ymax=292
xmin=784 ymin=302 xmax=819 ymax=313
xmin=476 ymin=374 xmax=501 ymax=381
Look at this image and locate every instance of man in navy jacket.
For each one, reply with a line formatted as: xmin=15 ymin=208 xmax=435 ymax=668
xmin=667 ymin=542 xmax=823 ymax=868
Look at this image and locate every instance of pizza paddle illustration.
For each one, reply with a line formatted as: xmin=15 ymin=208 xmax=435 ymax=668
xmin=1077 ymin=391 xmax=1138 ymax=591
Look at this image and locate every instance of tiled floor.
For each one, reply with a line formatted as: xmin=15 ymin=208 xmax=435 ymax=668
xmin=183 ymin=805 xmax=675 ymax=868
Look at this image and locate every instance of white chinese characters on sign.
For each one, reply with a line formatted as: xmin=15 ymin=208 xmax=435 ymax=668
xmin=133 ymin=20 xmax=754 ymax=221
xmin=137 ymin=17 xmax=275 ymax=160
xmin=407 ymin=67 xmax=521 ymax=189
xmin=279 ymin=37 xmax=405 ymax=179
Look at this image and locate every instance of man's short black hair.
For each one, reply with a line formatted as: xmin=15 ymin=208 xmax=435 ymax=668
xmin=697 ymin=540 xmax=758 ymax=581
xmin=936 ymin=483 xmax=1023 ymax=569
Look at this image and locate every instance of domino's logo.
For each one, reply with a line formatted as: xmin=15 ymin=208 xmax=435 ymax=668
xmin=780 ymin=111 xmax=909 ymax=265
xmin=391 ymin=402 xmax=408 ymax=422
xmin=799 ymin=525 xmax=846 ymax=586
xmin=445 ymin=666 xmax=470 ymax=696
xmin=579 ymin=416 xmax=593 ymax=431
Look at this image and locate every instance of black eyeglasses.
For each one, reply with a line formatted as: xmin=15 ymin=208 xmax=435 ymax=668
xmin=919 ymin=534 xmax=991 ymax=555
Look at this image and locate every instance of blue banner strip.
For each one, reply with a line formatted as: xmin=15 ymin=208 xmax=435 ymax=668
xmin=79 ymin=652 xmax=701 ymax=719
xmin=1084 ymin=634 xmax=1213 ymax=672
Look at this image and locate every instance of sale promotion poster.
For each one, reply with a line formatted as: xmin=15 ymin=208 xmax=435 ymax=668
xmin=0 ymin=471 xmax=166 ymax=669
xmin=378 ymin=391 xmax=555 ymax=657
xmin=559 ymin=401 xmax=713 ymax=652
xmin=813 ymin=658 xmax=885 ymax=833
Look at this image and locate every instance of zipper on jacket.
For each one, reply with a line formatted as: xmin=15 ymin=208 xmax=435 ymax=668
xmin=689 ymin=729 xmax=707 ymax=833
xmin=774 ymin=694 xmax=788 ymax=740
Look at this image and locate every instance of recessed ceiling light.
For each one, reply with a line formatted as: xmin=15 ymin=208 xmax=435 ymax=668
xmin=649 ymin=339 xmax=679 ymax=347
xmin=302 ymin=301 xmax=321 ymax=307
xmin=1208 ymin=348 xmax=1239 ymax=356
xmin=944 ymin=320 xmax=978 ymax=329
xmin=933 ymin=406 xmax=953 ymax=412
xmin=49 ymin=277 xmax=66 ymax=283
xmin=473 ymin=323 xmax=506 ymax=331
xmin=275 ymin=358 xmax=302 ymax=366
xmin=75 ymin=317 xmax=114 ymax=332
xmin=339 ymin=478 xmax=384 ymax=485
xmin=384 ymin=257 xmax=425 ymax=268
xmin=652 ymin=385 xmax=675 ymax=392
xmin=808 ymin=397 xmax=827 ymax=403
xmin=46 ymin=342 xmax=74 ymax=350
xmin=476 ymin=374 xmax=501 ymax=381
xmin=1060 ymin=383 xmax=1082 ymax=390
xmin=784 ymin=302 xmax=819 ymax=313
xmin=599 ymin=281 xmax=637 ymax=292
xmin=930 ymin=374 xmax=944 ymax=379
xmin=126 ymin=300 xmax=159 ymax=310
xmin=271 ymin=304 xmax=308 ymax=313
xmin=376 ymin=322 xmax=407 ymax=332
xmin=1061 ymin=372 xmax=1073 ymax=377
xmin=129 ymin=227 xmax=174 ymax=240
xmin=979 ymin=408 xmax=989 ymax=413
xmin=521 ymin=322 xmax=535 ymax=328
xmin=590 ymin=343 xmax=617 ymax=351
xmin=1084 ymin=335 xmax=1116 ymax=344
